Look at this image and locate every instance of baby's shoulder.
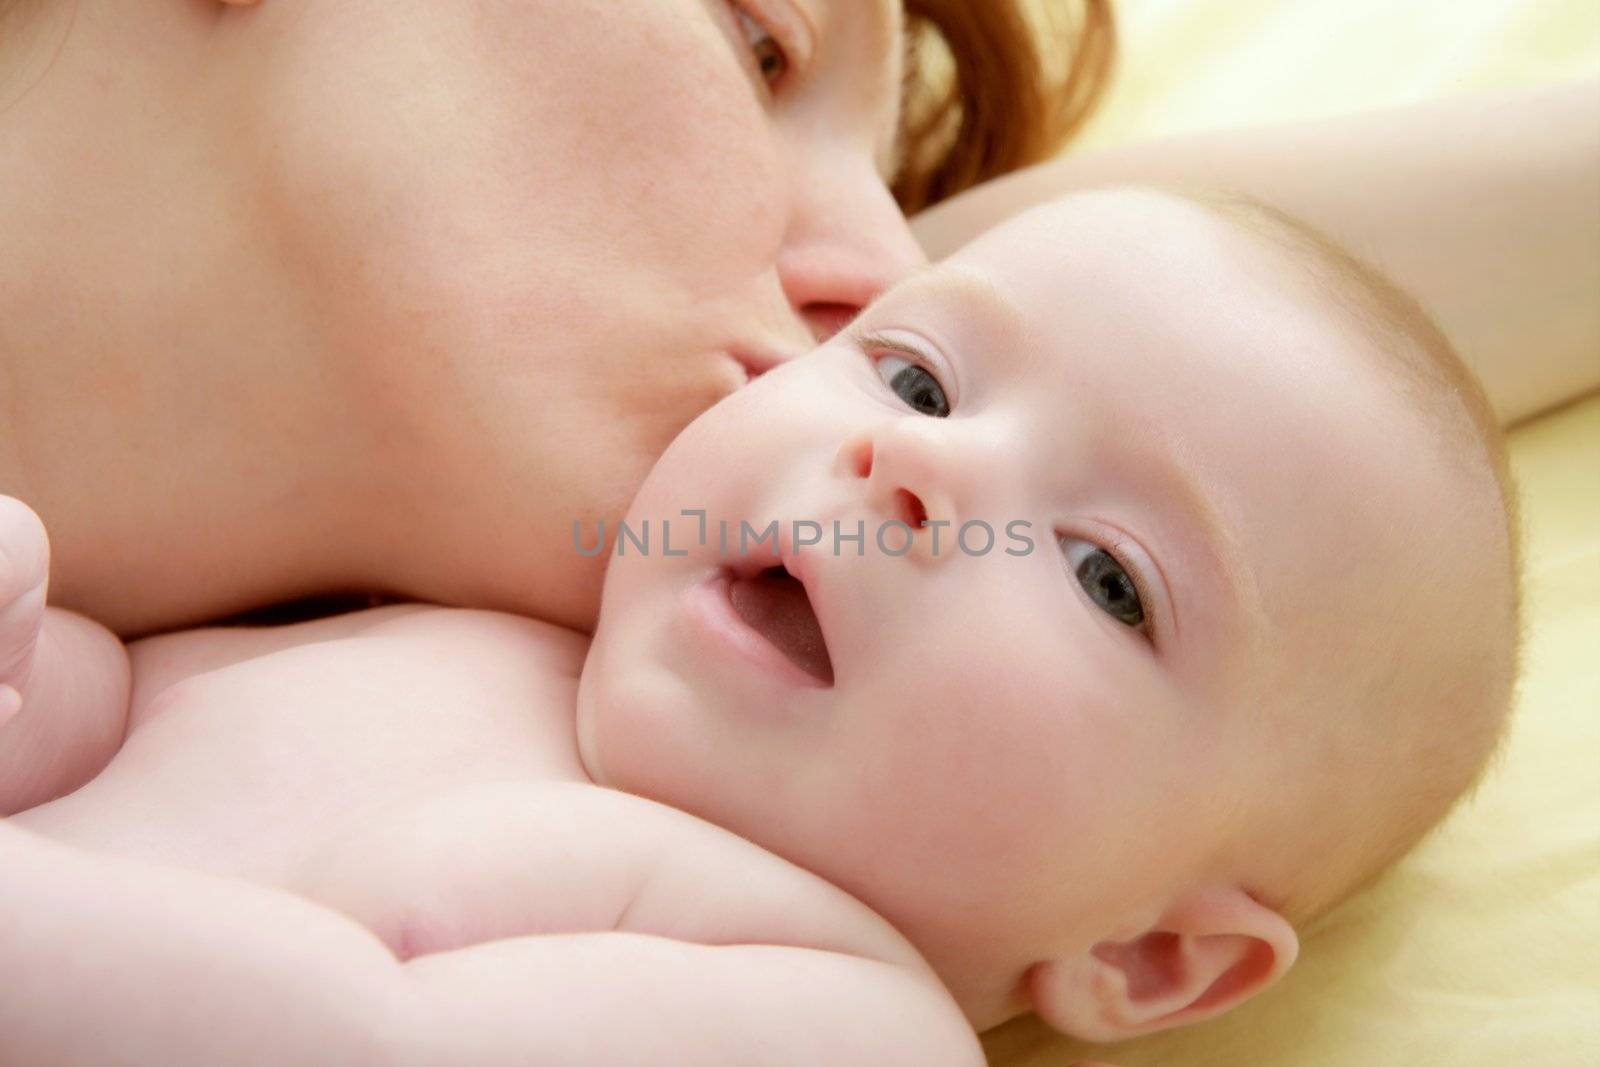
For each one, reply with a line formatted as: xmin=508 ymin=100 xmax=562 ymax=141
xmin=134 ymin=602 xmax=585 ymax=674
xmin=321 ymin=781 xmax=981 ymax=1065
xmin=299 ymin=778 xmax=931 ymax=978
xmin=127 ymin=604 xmax=587 ymax=713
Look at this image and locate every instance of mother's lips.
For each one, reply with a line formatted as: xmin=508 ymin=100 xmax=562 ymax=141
xmin=726 ymin=343 xmax=795 ymax=382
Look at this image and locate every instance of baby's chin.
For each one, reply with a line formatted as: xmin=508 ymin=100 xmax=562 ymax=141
xmin=568 ymin=643 xmax=696 ymax=798
xmin=571 ymin=672 xmax=613 ymax=788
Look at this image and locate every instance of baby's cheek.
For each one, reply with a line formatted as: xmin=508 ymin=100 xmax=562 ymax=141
xmin=860 ymin=661 xmax=1073 ymax=826
xmin=948 ymin=636 xmax=1148 ymax=801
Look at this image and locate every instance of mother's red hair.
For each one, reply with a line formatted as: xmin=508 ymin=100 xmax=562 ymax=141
xmin=897 ymin=0 xmax=1116 ymax=211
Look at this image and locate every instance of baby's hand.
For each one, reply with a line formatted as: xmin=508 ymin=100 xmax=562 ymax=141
xmin=0 ymin=496 xmax=130 ymax=814
xmin=0 ymin=496 xmax=49 ymax=726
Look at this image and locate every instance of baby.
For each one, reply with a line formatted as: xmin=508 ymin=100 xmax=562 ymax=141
xmin=0 ymin=188 xmax=1519 ymax=1063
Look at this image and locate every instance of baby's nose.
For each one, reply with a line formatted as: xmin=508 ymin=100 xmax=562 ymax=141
xmin=833 ymin=428 xmax=959 ymax=563
xmin=887 ymin=487 xmax=928 ymax=531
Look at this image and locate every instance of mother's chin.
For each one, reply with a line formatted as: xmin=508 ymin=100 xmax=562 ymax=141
xmin=360 ymin=361 xmax=737 ymax=634
xmin=3 ymin=0 xmax=931 ymax=637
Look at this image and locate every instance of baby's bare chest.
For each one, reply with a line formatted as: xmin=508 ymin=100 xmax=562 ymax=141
xmin=21 ymin=608 xmax=596 ymax=884
xmin=19 ymin=606 xmax=909 ymax=973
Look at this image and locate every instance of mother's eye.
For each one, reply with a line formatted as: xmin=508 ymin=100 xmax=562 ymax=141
xmin=874 ymin=354 xmax=951 ymax=417
xmin=1061 ymin=537 xmax=1146 ymax=628
xmin=732 ymin=5 xmax=790 ymax=86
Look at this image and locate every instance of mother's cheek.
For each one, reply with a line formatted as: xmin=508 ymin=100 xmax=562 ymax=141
xmin=469 ymin=0 xmax=791 ymax=280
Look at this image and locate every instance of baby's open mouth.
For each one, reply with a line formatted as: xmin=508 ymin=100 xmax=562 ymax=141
xmin=726 ymin=565 xmax=834 ymax=686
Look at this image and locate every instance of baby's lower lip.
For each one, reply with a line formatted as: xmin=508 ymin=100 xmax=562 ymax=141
xmin=683 ymin=571 xmax=833 ymax=690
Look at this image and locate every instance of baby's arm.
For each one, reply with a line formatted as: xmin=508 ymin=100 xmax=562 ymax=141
xmin=0 ymin=496 xmax=130 ymax=814
xmin=0 ymin=819 xmax=983 ymax=1066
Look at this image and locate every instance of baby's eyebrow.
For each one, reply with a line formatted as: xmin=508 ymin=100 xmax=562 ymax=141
xmin=1146 ymin=453 xmax=1264 ymax=653
xmin=904 ymin=265 xmax=1028 ymax=349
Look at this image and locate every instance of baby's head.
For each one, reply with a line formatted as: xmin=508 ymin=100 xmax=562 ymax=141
xmin=575 ymin=188 xmax=1519 ymax=1037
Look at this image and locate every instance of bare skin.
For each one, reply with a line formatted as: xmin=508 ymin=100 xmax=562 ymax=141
xmin=0 ymin=192 xmax=1517 ymax=1060
xmin=913 ymin=79 xmax=1600 ymax=426
xmin=0 ymin=0 xmax=921 ymax=637
xmin=1 ymin=604 xmax=980 ymax=1065
xmin=1 ymin=5 xmax=1592 ymax=645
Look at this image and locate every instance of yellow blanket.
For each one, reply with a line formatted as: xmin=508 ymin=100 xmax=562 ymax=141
xmin=987 ymin=3 xmax=1600 ymax=1063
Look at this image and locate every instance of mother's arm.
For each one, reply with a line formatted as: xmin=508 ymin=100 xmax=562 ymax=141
xmin=915 ymin=79 xmax=1600 ymax=425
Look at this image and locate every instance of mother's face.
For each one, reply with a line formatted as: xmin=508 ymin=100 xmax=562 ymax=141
xmin=229 ymin=0 xmax=921 ymax=626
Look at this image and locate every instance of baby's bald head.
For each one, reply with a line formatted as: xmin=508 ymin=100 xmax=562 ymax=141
xmin=1201 ymin=193 xmax=1521 ymax=926
xmin=576 ymin=184 xmax=1523 ymax=1034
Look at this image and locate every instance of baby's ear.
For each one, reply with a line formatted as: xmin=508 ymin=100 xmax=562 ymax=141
xmin=1026 ymin=886 xmax=1298 ymax=1043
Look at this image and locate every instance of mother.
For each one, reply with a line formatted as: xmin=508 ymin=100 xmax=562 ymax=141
xmin=2 ymin=0 xmax=1595 ymax=640
xmin=0 ymin=0 xmax=1110 ymax=634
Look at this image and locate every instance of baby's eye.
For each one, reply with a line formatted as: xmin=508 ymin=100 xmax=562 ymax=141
xmin=732 ymin=5 xmax=790 ymax=86
xmin=1061 ymin=537 xmax=1146 ymax=628
xmin=875 ymin=354 xmax=951 ymax=418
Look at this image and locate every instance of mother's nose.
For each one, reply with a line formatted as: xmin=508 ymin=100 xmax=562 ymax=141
xmin=777 ymin=160 xmax=926 ymax=342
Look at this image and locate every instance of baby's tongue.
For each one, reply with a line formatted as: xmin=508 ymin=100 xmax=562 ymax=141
xmin=727 ymin=570 xmax=833 ymax=685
